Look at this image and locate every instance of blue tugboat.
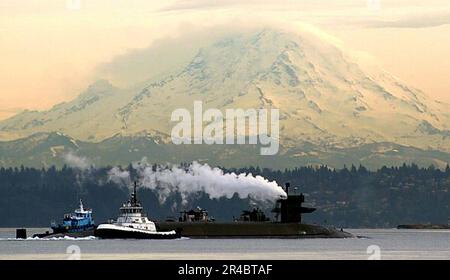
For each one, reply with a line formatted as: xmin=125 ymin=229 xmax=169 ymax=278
xmin=33 ymin=200 xmax=96 ymax=238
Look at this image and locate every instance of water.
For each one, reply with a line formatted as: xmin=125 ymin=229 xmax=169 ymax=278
xmin=0 ymin=228 xmax=449 ymax=260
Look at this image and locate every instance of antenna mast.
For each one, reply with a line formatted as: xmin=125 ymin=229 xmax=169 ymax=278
xmin=133 ymin=181 xmax=137 ymax=205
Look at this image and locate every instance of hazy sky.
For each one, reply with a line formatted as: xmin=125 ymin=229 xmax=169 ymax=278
xmin=1 ymin=0 xmax=449 ymax=120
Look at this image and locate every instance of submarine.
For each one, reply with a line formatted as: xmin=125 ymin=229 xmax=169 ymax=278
xmin=155 ymin=183 xmax=354 ymax=238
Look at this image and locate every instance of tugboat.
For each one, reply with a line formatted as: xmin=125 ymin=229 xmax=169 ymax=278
xmin=95 ymin=182 xmax=180 ymax=239
xmin=33 ymin=200 xmax=96 ymax=238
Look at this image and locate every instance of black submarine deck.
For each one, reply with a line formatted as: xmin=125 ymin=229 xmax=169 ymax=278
xmin=156 ymin=221 xmax=353 ymax=238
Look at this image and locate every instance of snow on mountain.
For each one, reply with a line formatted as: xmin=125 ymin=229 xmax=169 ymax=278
xmin=1 ymin=28 xmax=449 ymax=165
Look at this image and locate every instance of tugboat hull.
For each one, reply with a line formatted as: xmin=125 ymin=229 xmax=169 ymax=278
xmin=95 ymin=224 xmax=180 ymax=239
xmin=32 ymin=199 xmax=96 ymax=239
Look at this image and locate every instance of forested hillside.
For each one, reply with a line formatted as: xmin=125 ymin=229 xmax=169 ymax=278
xmin=0 ymin=164 xmax=449 ymax=228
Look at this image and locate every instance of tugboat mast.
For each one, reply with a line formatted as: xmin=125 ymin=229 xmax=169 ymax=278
xmin=79 ymin=199 xmax=84 ymax=212
xmin=132 ymin=181 xmax=138 ymax=206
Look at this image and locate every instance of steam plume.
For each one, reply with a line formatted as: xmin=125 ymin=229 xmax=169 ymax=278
xmin=108 ymin=161 xmax=287 ymax=204
xmin=63 ymin=152 xmax=91 ymax=170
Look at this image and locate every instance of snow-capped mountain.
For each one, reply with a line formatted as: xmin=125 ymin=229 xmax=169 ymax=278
xmin=1 ymin=28 xmax=449 ymax=168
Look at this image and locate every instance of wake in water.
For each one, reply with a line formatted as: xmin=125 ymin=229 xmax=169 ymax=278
xmin=0 ymin=236 xmax=97 ymax=241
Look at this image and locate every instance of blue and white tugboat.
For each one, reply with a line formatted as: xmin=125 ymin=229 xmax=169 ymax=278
xmin=95 ymin=182 xmax=180 ymax=239
xmin=33 ymin=200 xmax=96 ymax=238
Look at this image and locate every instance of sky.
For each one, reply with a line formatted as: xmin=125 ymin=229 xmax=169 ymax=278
xmin=0 ymin=0 xmax=449 ymax=120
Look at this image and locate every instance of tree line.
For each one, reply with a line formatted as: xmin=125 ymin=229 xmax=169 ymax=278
xmin=0 ymin=163 xmax=449 ymax=228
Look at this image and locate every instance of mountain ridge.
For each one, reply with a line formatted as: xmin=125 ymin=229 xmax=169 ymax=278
xmin=1 ymin=131 xmax=449 ymax=169
xmin=1 ymin=28 xmax=450 ymax=167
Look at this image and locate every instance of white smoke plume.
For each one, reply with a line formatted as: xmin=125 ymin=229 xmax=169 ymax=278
xmin=63 ymin=152 xmax=91 ymax=170
xmin=61 ymin=151 xmax=95 ymax=187
xmin=107 ymin=166 xmax=131 ymax=186
xmin=108 ymin=161 xmax=287 ymax=205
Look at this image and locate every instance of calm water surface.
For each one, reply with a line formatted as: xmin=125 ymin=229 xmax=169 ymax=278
xmin=0 ymin=228 xmax=448 ymax=260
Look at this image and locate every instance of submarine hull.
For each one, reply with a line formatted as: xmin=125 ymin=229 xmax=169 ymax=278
xmin=32 ymin=229 xmax=96 ymax=239
xmin=156 ymin=222 xmax=353 ymax=238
